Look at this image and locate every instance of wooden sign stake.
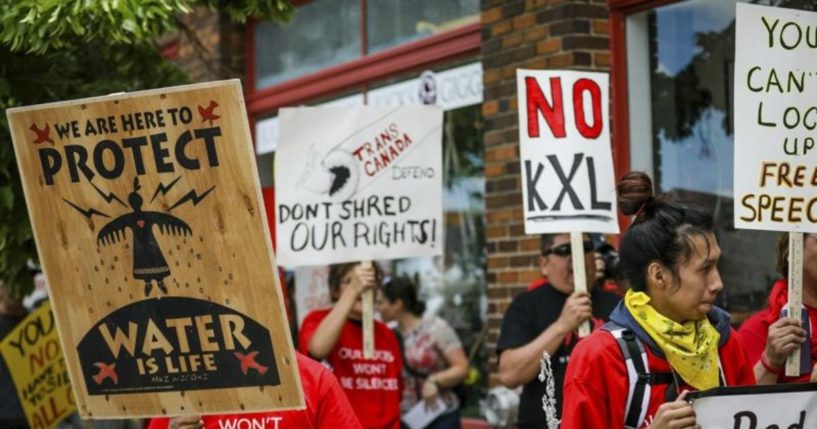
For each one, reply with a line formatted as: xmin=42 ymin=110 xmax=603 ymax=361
xmin=570 ymin=232 xmax=591 ymax=338
xmin=362 ymin=260 xmax=375 ymax=359
xmin=786 ymin=232 xmax=804 ymax=377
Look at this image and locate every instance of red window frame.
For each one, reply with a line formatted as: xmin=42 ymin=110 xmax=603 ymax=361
xmin=608 ymin=0 xmax=679 ymax=181
xmin=608 ymin=0 xmax=682 ymax=232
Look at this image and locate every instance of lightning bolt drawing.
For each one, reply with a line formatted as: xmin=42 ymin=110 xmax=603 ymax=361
xmin=168 ymin=186 xmax=216 ymax=211
xmin=63 ymin=199 xmax=110 ymax=219
xmin=150 ymin=176 xmax=182 ymax=203
xmin=90 ymin=181 xmax=127 ymax=207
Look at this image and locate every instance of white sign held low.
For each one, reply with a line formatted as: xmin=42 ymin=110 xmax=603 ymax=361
xmin=691 ymin=383 xmax=817 ymax=428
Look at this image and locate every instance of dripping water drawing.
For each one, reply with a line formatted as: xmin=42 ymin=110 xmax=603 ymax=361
xmin=97 ymin=177 xmax=192 ymax=296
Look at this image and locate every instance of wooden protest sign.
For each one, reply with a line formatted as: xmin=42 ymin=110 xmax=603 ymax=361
xmin=275 ymin=105 xmax=443 ymax=355
xmin=516 ymin=70 xmax=619 ymax=336
xmin=734 ymin=3 xmax=817 ymax=375
xmin=6 ymin=80 xmax=303 ymax=418
xmin=0 ymin=302 xmax=76 ymax=429
xmin=690 ymin=383 xmax=817 ymax=428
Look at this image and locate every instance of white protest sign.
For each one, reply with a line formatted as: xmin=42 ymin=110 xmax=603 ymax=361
xmin=734 ymin=4 xmax=817 ymax=233
xmin=691 ymin=383 xmax=817 ymax=428
xmin=516 ymin=70 xmax=618 ymax=234
xmin=275 ymin=106 xmax=443 ymax=266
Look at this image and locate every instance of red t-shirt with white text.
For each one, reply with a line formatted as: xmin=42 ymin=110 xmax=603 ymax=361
xmin=147 ymin=352 xmax=362 ymax=429
xmin=299 ymin=309 xmax=403 ymax=429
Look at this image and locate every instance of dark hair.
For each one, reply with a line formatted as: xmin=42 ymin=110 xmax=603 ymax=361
xmin=776 ymin=232 xmax=789 ymax=275
xmin=382 ymin=276 xmax=426 ymax=316
xmin=540 ymin=234 xmax=559 ymax=256
xmin=596 ymin=243 xmax=620 ymax=280
xmin=327 ymin=262 xmax=383 ymax=301
xmin=616 ymin=172 xmax=714 ymax=292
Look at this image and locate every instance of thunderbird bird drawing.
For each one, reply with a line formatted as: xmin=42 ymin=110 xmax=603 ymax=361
xmin=97 ymin=177 xmax=192 ymax=296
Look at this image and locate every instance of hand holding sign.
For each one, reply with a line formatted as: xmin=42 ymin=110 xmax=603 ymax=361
xmin=735 ymin=4 xmax=817 ymax=376
xmin=557 ymin=290 xmax=593 ymax=334
xmin=169 ymin=415 xmax=204 ymax=429
xmin=651 ymin=390 xmax=697 ymax=429
xmin=517 ymin=70 xmax=619 ymax=338
xmin=764 ymin=317 xmax=806 ymax=370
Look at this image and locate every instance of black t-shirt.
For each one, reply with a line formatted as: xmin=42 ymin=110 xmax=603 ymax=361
xmin=496 ymin=283 xmax=620 ymax=428
xmin=0 ymin=313 xmax=28 ymax=425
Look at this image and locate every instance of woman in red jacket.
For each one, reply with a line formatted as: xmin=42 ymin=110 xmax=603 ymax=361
xmin=561 ymin=172 xmax=755 ymax=429
xmin=738 ymin=233 xmax=814 ymax=384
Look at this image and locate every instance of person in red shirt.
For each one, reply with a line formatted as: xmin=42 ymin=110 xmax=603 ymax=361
xmin=738 ymin=232 xmax=816 ymax=384
xmin=149 ymin=351 xmax=362 ymax=429
xmin=562 ymin=172 xmax=755 ymax=429
xmin=299 ymin=262 xmax=403 ymax=429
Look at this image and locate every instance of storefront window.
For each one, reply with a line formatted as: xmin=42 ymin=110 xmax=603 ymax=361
xmin=626 ymin=0 xmax=815 ymax=315
xmin=391 ymin=103 xmax=486 ymax=416
xmin=367 ymin=0 xmax=480 ymax=54
xmin=254 ymin=0 xmax=360 ymax=90
xmin=253 ymin=1 xmax=479 ymax=92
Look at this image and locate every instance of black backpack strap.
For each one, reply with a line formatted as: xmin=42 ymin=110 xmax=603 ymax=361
xmin=604 ymin=323 xmax=650 ymax=429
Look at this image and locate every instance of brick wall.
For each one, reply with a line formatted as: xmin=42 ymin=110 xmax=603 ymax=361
xmin=480 ymin=0 xmax=611 ymax=386
xmin=160 ymin=7 xmax=247 ymax=85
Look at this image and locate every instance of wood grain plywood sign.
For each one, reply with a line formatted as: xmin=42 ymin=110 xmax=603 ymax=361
xmin=5 ymin=80 xmax=303 ymax=418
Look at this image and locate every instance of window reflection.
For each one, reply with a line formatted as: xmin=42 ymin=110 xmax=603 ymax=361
xmin=254 ymin=0 xmax=360 ymax=90
xmin=366 ymin=0 xmax=479 ymax=54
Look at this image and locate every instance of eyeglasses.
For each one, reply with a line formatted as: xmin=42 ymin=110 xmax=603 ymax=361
xmin=543 ymin=240 xmax=594 ymax=257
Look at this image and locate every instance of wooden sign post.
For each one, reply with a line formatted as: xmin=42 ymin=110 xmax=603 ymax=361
xmin=516 ymin=69 xmax=619 ymax=339
xmin=786 ymin=232 xmax=804 ymax=376
xmin=734 ymin=4 xmax=817 ymax=377
xmin=6 ymin=80 xmax=302 ymax=418
xmin=570 ymin=232 xmax=591 ymax=337
xmin=361 ymin=261 xmax=375 ymax=358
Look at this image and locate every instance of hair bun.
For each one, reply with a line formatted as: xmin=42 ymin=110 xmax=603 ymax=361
xmin=617 ymin=171 xmax=654 ymax=216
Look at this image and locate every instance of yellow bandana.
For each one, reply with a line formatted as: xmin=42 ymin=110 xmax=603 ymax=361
xmin=624 ymin=290 xmax=721 ymax=390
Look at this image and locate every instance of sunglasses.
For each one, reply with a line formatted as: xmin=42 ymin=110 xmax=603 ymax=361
xmin=544 ymin=240 xmax=594 ymax=257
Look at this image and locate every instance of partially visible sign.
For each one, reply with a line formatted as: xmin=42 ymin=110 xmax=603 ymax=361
xmin=0 ymin=302 xmax=76 ymax=429
xmin=734 ymin=4 xmax=817 ymax=232
xmin=255 ymin=116 xmax=279 ymax=155
xmin=516 ymin=69 xmax=618 ymax=234
xmin=293 ymin=266 xmax=331 ymax=327
xmin=275 ymin=105 xmax=443 ymax=266
xmin=6 ymin=80 xmax=302 ymax=417
xmin=255 ymin=93 xmax=365 ymax=156
xmin=691 ymin=383 xmax=817 ymax=428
